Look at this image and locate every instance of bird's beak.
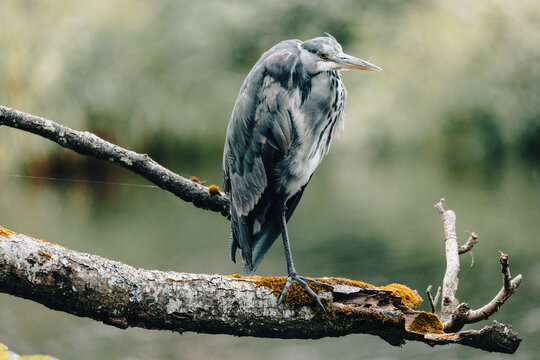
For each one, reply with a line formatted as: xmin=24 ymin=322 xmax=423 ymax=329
xmin=334 ymin=53 xmax=381 ymax=71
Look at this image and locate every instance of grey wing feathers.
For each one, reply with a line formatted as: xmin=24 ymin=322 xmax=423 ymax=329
xmin=223 ymin=40 xmax=303 ymax=269
xmin=245 ymin=184 xmax=308 ymax=275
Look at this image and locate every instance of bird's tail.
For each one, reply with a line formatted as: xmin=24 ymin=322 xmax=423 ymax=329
xmin=242 ymin=220 xmax=281 ymax=276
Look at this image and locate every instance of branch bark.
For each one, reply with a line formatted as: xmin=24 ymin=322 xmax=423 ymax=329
xmin=434 ymin=198 xmax=460 ymax=323
xmin=0 ymin=105 xmax=230 ymax=217
xmin=0 ymin=226 xmax=521 ymax=353
xmin=0 ymin=107 xmax=524 ymax=354
xmin=433 ymin=199 xmax=522 ymax=333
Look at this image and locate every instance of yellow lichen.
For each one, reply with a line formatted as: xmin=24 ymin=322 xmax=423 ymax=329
xmin=38 ymin=252 xmax=52 ymax=259
xmin=229 ymin=274 xmax=243 ymax=278
xmin=408 ymin=311 xmax=445 ymax=334
xmin=252 ymin=276 xmax=331 ymax=312
xmin=0 ymin=344 xmax=11 ymax=360
xmin=251 ymin=276 xmax=422 ymax=312
xmin=0 ymin=344 xmax=54 ymax=360
xmin=0 ymin=226 xmax=15 ymax=238
xmin=321 ymin=277 xmax=374 ymax=288
xmin=381 ymin=283 xmax=423 ymax=310
xmin=208 ymin=185 xmax=220 ymax=195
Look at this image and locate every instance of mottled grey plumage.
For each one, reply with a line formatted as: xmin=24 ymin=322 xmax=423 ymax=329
xmin=223 ymin=35 xmax=380 ymax=310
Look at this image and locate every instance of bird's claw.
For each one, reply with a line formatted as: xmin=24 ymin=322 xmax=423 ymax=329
xmin=277 ymin=274 xmax=332 ymax=313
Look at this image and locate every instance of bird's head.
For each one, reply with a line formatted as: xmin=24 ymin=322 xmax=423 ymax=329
xmin=300 ymin=33 xmax=381 ymax=74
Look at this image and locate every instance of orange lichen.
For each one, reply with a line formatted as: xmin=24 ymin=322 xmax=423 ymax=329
xmin=65 ymin=264 xmax=73 ymax=271
xmin=381 ymin=283 xmax=423 ymax=310
xmin=38 ymin=252 xmax=52 ymax=259
xmin=208 ymin=185 xmax=220 ymax=195
xmin=408 ymin=311 xmax=445 ymax=334
xmin=167 ymin=278 xmax=188 ymax=283
xmin=0 ymin=226 xmax=15 ymax=238
xmin=229 ymin=274 xmax=243 ymax=278
xmin=252 ymin=276 xmax=331 ymax=312
xmin=251 ymin=276 xmax=422 ymax=312
xmin=320 ymin=277 xmax=374 ymax=288
xmin=189 ymin=176 xmax=201 ymax=183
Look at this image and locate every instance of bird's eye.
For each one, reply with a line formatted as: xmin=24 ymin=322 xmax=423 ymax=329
xmin=320 ymin=53 xmax=328 ymax=59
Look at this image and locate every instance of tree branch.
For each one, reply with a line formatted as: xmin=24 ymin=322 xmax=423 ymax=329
xmin=464 ymin=253 xmax=522 ymax=324
xmin=0 ymin=107 xmax=524 ymax=353
xmin=0 ymin=226 xmax=521 ymax=353
xmin=434 ymin=198 xmax=460 ymax=323
xmin=433 ymin=199 xmax=522 ymax=333
xmin=0 ymin=105 xmax=230 ymax=217
xmin=458 ymin=232 xmax=478 ymax=255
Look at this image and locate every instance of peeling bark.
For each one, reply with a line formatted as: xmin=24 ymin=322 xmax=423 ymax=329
xmin=0 ymin=227 xmax=521 ymax=354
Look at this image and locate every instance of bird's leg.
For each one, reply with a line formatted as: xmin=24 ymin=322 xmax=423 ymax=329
xmin=277 ymin=205 xmax=332 ymax=312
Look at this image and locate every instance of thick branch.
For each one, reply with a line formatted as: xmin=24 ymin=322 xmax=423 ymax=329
xmin=0 ymin=105 xmax=230 ymax=217
xmin=0 ymin=226 xmax=520 ymax=353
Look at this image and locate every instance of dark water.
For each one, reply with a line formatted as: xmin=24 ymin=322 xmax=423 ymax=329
xmin=1 ymin=150 xmax=539 ymax=359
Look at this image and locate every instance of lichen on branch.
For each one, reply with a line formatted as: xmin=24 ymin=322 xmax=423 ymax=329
xmin=0 ymin=225 xmax=522 ymax=353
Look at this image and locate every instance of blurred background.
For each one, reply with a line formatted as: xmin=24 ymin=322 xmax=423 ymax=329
xmin=1 ymin=0 xmax=539 ymax=359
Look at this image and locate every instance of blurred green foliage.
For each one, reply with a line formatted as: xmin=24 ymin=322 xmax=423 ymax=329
xmin=1 ymin=1 xmax=540 ymax=359
xmin=1 ymin=0 xmax=540 ymax=174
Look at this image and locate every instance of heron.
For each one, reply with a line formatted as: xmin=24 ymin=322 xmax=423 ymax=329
xmin=223 ymin=34 xmax=380 ymax=311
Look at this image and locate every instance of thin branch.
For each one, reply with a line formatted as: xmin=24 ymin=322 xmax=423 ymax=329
xmin=0 ymin=105 xmax=230 ymax=217
xmin=0 ymin=226 xmax=521 ymax=353
xmin=465 ymin=253 xmax=522 ymax=324
xmin=426 ymin=285 xmax=441 ymax=313
xmin=434 ymin=198 xmax=460 ymax=323
xmin=433 ymin=200 xmax=523 ymax=333
xmin=433 ymin=286 xmax=441 ymax=311
xmin=458 ymin=232 xmax=479 ymax=254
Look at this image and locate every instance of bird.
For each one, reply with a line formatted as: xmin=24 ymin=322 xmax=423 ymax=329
xmin=223 ymin=34 xmax=380 ymax=311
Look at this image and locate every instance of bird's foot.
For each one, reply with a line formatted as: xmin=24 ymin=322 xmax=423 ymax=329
xmin=277 ymin=273 xmax=333 ymax=313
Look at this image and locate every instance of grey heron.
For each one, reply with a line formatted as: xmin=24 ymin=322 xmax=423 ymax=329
xmin=223 ymin=34 xmax=380 ymax=311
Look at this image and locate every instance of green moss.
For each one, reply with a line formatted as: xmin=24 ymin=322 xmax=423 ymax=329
xmin=408 ymin=311 xmax=445 ymax=334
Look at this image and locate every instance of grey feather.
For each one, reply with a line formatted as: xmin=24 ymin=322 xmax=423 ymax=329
xmin=223 ymin=36 xmax=352 ymax=274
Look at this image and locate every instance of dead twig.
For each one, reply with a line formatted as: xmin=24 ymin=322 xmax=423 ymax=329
xmin=426 ymin=285 xmax=441 ymax=313
xmin=432 ymin=199 xmax=522 ymax=333
xmin=458 ymin=232 xmax=478 ymax=254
